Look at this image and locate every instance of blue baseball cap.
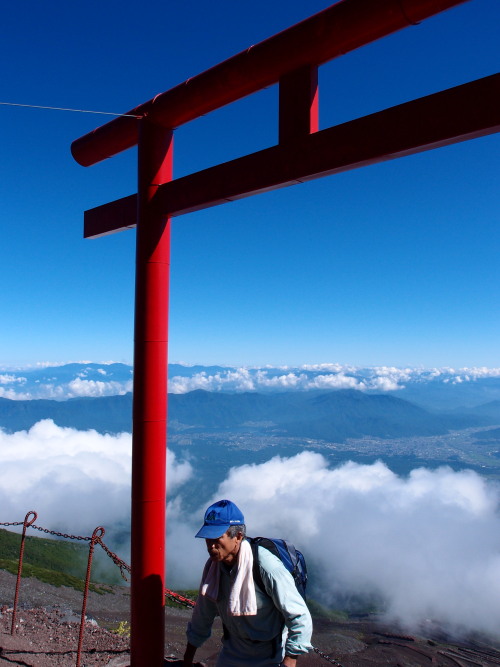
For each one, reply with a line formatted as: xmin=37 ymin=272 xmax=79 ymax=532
xmin=195 ymin=499 xmax=245 ymax=539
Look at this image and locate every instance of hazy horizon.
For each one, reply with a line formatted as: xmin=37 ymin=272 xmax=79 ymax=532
xmin=2 ymin=360 xmax=500 ymax=401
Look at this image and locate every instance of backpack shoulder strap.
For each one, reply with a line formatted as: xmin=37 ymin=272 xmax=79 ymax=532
xmin=249 ymin=537 xmax=269 ymax=597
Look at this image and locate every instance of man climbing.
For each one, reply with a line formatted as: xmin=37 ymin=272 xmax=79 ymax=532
xmin=183 ymin=499 xmax=313 ymax=667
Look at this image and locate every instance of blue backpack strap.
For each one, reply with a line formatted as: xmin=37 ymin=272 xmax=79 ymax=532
xmin=249 ymin=537 xmax=267 ymax=595
xmin=256 ymin=537 xmax=308 ymax=599
xmin=249 ymin=536 xmax=307 ymax=598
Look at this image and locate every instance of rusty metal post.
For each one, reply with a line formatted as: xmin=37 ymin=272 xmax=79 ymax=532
xmin=130 ymin=119 xmax=173 ymax=667
xmin=76 ymin=526 xmax=105 ymax=667
xmin=11 ymin=510 xmax=37 ymax=635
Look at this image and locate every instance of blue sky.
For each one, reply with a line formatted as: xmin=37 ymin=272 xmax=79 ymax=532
xmin=1 ymin=0 xmax=498 ymax=369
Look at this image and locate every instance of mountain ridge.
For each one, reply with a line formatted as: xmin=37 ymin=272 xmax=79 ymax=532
xmin=3 ymin=362 xmax=500 ymax=407
xmin=0 ymin=389 xmax=489 ymax=442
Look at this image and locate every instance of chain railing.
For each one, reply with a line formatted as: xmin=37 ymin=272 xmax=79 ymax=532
xmin=10 ymin=511 xmax=37 ymax=635
xmin=31 ymin=523 xmax=92 ymax=541
xmin=1 ymin=511 xmax=342 ymax=666
xmin=95 ymin=534 xmax=131 ymax=581
xmin=76 ymin=526 xmax=105 ymax=667
xmin=313 ymin=646 xmax=345 ymax=667
xmin=0 ymin=521 xmax=24 ymax=527
xmin=1 ymin=511 xmax=128 ymax=666
xmin=165 ymin=588 xmax=195 ymax=609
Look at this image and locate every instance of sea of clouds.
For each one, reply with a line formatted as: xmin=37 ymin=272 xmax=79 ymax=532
xmin=0 ymin=420 xmax=191 ymax=532
xmin=1 ymin=420 xmax=500 ymax=639
xmin=2 ymin=362 xmax=500 ymax=399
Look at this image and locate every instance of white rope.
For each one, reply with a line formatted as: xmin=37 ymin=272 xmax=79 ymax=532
xmin=0 ymin=101 xmax=140 ymax=118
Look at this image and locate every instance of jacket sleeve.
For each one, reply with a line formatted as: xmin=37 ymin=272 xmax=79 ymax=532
xmin=186 ymin=561 xmax=219 ymax=648
xmin=257 ymin=546 xmax=313 ymax=656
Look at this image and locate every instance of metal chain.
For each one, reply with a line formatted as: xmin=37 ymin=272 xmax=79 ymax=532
xmin=161 ymin=585 xmax=345 ymax=667
xmin=95 ymin=538 xmax=131 ymax=582
xmin=313 ymin=646 xmax=345 ymax=667
xmin=3 ymin=516 xmax=341 ymax=666
xmin=0 ymin=521 xmax=24 ymax=526
xmin=165 ymin=588 xmax=195 ymax=609
xmin=30 ymin=524 xmax=91 ymax=541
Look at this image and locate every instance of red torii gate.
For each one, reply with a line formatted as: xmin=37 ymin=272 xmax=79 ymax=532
xmin=71 ymin=0 xmax=499 ymax=665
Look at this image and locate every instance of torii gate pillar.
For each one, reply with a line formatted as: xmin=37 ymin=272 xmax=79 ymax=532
xmin=130 ymin=120 xmax=173 ymax=665
xmin=71 ymin=2 xmax=500 ymax=666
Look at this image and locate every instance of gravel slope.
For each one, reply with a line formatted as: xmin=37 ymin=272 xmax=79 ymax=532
xmin=2 ymin=569 xmax=500 ymax=666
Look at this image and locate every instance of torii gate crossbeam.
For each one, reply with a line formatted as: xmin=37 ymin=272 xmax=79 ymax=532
xmin=83 ymin=74 xmax=499 ymax=238
xmin=71 ymin=1 xmax=499 ymax=665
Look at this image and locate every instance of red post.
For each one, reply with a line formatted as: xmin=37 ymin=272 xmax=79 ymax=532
xmin=131 ymin=119 xmax=173 ymax=666
xmin=11 ymin=510 xmax=37 ymax=635
xmin=77 ymin=526 xmax=105 ymax=667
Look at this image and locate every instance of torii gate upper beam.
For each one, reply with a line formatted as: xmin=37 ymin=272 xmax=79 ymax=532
xmin=71 ymin=1 xmax=499 ymax=666
xmin=83 ymin=73 xmax=500 ymax=238
xmin=72 ymin=0 xmax=469 ymax=168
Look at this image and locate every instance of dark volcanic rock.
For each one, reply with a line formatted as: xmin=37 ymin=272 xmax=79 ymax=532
xmin=1 ymin=569 xmax=500 ymax=666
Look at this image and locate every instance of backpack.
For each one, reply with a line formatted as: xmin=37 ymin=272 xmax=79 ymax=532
xmin=249 ymin=536 xmax=308 ymax=600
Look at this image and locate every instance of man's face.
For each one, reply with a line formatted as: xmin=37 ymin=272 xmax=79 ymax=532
xmin=205 ymin=531 xmax=243 ymax=565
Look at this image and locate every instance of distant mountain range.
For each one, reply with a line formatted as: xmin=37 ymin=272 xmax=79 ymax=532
xmin=1 ymin=388 xmax=498 ymax=442
xmin=0 ymin=394 xmax=132 ymax=434
xmin=3 ymin=374 xmax=500 ymax=512
xmin=2 ymin=362 xmax=500 ymax=409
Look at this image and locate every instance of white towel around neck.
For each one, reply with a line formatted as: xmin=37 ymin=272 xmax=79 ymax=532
xmin=200 ymin=539 xmax=257 ymax=616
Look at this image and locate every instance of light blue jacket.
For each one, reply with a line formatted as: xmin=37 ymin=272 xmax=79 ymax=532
xmin=187 ymin=544 xmax=313 ymax=660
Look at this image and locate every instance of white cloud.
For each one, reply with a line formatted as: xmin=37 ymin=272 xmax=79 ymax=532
xmin=67 ymin=377 xmax=133 ymax=398
xmin=168 ymin=373 xmax=219 ymax=394
xmin=418 ymin=367 xmax=500 ymax=382
xmin=2 ymin=419 xmax=500 ymax=639
xmin=166 ymin=365 xmax=454 ymax=394
xmin=0 ymin=374 xmax=26 ymax=385
xmin=168 ymin=368 xmax=365 ymax=394
xmin=18 ymin=384 xmax=68 ymax=400
xmin=0 ymin=387 xmax=34 ymax=400
xmin=168 ymin=369 xmax=257 ymax=394
xmin=372 ymin=366 xmax=412 ymax=381
xmin=305 ymin=373 xmax=365 ymax=390
xmin=300 ymin=363 xmax=353 ymax=373
xmin=180 ymin=453 xmax=500 ymax=638
xmin=4 ymin=362 xmax=500 ymax=399
xmin=0 ymin=420 xmax=192 ymax=536
xmin=254 ymin=371 xmax=304 ymax=389
xmin=368 ymin=376 xmax=402 ymax=392
xmin=0 ymin=388 xmax=21 ymax=399
xmin=31 ymin=361 xmax=93 ymax=368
